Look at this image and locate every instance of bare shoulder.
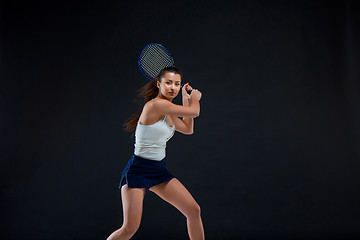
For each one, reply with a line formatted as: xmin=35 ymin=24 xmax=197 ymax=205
xmin=148 ymin=98 xmax=172 ymax=110
xmin=146 ymin=97 xmax=199 ymax=118
xmin=139 ymin=99 xmax=165 ymax=125
xmin=143 ymin=98 xmax=159 ymax=109
xmin=142 ymin=98 xmax=172 ymax=114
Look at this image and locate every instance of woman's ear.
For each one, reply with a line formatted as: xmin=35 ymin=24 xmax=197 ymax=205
xmin=156 ymin=80 xmax=160 ymax=89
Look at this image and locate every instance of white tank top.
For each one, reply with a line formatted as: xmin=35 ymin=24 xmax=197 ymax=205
xmin=134 ymin=115 xmax=175 ymax=161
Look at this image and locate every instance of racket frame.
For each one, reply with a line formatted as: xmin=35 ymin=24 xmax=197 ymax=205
xmin=138 ymin=43 xmax=175 ymax=80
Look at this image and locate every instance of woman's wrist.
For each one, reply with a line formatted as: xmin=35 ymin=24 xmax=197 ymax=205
xmin=182 ymin=95 xmax=190 ymax=106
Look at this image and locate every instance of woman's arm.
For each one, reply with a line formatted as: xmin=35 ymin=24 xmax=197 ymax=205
xmin=168 ymin=83 xmax=195 ymax=134
xmin=150 ymin=89 xmax=201 ymax=118
xmin=170 ymin=116 xmax=193 ymax=134
xmin=180 ymin=83 xmax=195 ymax=134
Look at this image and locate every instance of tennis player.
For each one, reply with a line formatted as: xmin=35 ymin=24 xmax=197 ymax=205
xmin=107 ymin=67 xmax=204 ymax=240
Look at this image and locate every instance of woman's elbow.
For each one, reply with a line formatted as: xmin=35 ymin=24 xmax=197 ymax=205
xmin=184 ymin=130 xmax=194 ymax=135
xmin=192 ymin=110 xmax=200 ymax=118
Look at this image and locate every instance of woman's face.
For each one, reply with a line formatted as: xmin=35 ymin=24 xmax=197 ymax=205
xmin=157 ymin=71 xmax=181 ymax=100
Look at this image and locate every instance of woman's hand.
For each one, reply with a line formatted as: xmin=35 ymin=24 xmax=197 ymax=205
xmin=182 ymin=83 xmax=192 ymax=98
xmin=190 ymin=88 xmax=202 ymax=101
xmin=182 ymin=83 xmax=192 ymax=106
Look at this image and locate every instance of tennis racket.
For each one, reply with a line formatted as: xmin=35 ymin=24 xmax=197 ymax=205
xmin=138 ymin=43 xmax=190 ymax=92
xmin=138 ymin=43 xmax=175 ymax=80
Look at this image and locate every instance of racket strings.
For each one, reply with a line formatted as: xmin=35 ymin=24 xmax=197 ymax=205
xmin=139 ymin=44 xmax=174 ymax=79
xmin=140 ymin=47 xmax=171 ymax=76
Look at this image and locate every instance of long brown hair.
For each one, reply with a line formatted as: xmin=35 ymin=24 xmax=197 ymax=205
xmin=123 ymin=66 xmax=181 ymax=135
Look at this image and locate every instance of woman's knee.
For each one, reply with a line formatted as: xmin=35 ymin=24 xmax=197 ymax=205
xmin=121 ymin=222 xmax=140 ymax=237
xmin=106 ymin=224 xmax=139 ymax=240
xmin=184 ymin=202 xmax=201 ymax=219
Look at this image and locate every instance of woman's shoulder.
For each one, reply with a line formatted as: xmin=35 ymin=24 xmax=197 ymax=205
xmin=144 ymin=98 xmax=156 ymax=108
xmin=145 ymin=98 xmax=169 ymax=109
xmin=149 ymin=97 xmax=167 ymax=103
xmin=140 ymin=99 xmax=167 ymax=125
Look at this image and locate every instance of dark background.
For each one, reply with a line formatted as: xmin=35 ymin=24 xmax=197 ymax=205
xmin=1 ymin=0 xmax=360 ymax=239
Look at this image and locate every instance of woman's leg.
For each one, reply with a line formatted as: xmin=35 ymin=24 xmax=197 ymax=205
xmin=149 ymin=178 xmax=205 ymax=240
xmin=107 ymin=185 xmax=146 ymax=240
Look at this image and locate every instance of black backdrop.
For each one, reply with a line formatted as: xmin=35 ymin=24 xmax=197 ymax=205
xmin=2 ymin=0 xmax=360 ymax=239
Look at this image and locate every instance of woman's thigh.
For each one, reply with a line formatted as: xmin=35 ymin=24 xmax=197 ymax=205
xmin=121 ymin=184 xmax=146 ymax=227
xmin=149 ymin=178 xmax=200 ymax=217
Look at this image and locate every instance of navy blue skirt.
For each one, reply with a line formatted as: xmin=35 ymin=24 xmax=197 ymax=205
xmin=118 ymin=154 xmax=175 ymax=189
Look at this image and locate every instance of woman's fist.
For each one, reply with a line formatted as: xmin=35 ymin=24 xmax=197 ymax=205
xmin=190 ymin=89 xmax=202 ymax=101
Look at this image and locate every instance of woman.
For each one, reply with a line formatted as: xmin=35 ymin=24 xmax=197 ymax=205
xmin=107 ymin=67 xmax=204 ymax=240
